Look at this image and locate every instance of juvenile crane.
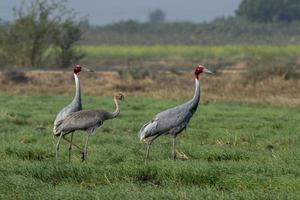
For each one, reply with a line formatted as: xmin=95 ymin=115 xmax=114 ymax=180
xmin=138 ymin=65 xmax=213 ymax=160
xmin=53 ymin=64 xmax=93 ymax=160
xmin=54 ymin=93 xmax=125 ymax=161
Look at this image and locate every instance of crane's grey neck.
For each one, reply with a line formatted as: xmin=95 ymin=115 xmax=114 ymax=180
xmin=107 ymin=97 xmax=120 ymax=119
xmin=189 ymin=78 xmax=200 ymax=111
xmin=72 ymin=73 xmax=81 ymax=106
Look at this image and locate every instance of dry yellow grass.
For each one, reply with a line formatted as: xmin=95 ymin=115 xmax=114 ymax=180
xmin=0 ymin=70 xmax=299 ymax=106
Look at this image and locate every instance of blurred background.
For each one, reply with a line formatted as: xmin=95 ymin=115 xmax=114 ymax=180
xmin=0 ymin=0 xmax=299 ymax=105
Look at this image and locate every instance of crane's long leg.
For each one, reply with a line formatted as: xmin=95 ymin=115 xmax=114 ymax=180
xmin=172 ymin=136 xmax=176 ymax=160
xmin=68 ymin=132 xmax=74 ymax=162
xmin=145 ymin=143 xmax=150 ymax=160
xmin=62 ymin=136 xmax=82 ymax=151
xmin=145 ymin=134 xmax=160 ymax=161
xmin=56 ymin=133 xmax=63 ymax=159
xmin=81 ymin=133 xmax=91 ymax=161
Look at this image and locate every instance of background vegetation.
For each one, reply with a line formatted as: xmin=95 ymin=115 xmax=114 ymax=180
xmin=79 ymin=45 xmax=300 ymax=81
xmin=82 ymin=19 xmax=300 ymax=45
xmin=236 ymin=0 xmax=300 ymax=22
xmin=0 ymin=0 xmax=300 ymax=70
xmin=0 ymin=0 xmax=84 ymax=68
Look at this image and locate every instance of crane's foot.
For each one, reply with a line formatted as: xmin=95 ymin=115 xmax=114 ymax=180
xmin=80 ymin=150 xmax=88 ymax=161
xmin=176 ymin=150 xmax=189 ymax=160
xmin=140 ymin=138 xmax=149 ymax=144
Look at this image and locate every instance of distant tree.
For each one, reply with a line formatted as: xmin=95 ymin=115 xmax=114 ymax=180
xmin=79 ymin=19 xmax=90 ymax=28
xmin=1 ymin=0 xmax=85 ymax=68
xmin=236 ymin=0 xmax=300 ymax=22
xmin=54 ymin=20 xmax=85 ymax=68
xmin=149 ymin=9 xmax=166 ymax=23
xmin=0 ymin=18 xmax=7 ymax=26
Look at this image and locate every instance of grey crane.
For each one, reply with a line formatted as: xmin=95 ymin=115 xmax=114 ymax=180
xmin=54 ymin=93 xmax=125 ymax=161
xmin=138 ymin=65 xmax=213 ymax=160
xmin=53 ymin=64 xmax=93 ymax=160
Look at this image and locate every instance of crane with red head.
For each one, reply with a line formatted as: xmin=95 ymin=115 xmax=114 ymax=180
xmin=53 ymin=64 xmax=93 ymax=160
xmin=138 ymin=65 xmax=213 ymax=160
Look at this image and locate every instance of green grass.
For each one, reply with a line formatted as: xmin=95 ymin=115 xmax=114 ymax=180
xmin=0 ymin=95 xmax=300 ymax=199
xmin=82 ymin=44 xmax=300 ymax=60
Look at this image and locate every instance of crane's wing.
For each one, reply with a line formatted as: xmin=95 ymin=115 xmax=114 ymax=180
xmin=154 ymin=105 xmax=193 ymax=132
xmin=55 ymin=110 xmax=104 ymax=134
xmin=53 ymin=102 xmax=82 ymax=135
xmin=139 ymin=103 xmax=193 ymax=140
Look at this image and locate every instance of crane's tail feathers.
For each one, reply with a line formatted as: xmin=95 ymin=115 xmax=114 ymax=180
xmin=138 ymin=120 xmax=158 ymax=141
xmin=53 ymin=126 xmax=59 ymax=136
xmin=53 ymin=126 xmax=61 ymax=136
xmin=53 ymin=119 xmax=64 ymax=136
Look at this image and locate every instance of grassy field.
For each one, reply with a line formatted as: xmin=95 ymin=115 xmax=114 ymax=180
xmin=0 ymin=95 xmax=299 ymax=199
xmin=79 ymin=45 xmax=300 ymax=68
xmin=82 ymin=45 xmax=300 ymax=60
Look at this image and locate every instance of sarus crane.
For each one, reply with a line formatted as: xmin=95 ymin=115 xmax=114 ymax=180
xmin=54 ymin=93 xmax=125 ymax=161
xmin=53 ymin=64 xmax=93 ymax=161
xmin=138 ymin=65 xmax=213 ymax=160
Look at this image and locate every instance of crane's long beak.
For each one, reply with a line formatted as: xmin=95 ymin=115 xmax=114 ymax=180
xmin=82 ymin=66 xmax=94 ymax=72
xmin=204 ymin=68 xmax=214 ymax=74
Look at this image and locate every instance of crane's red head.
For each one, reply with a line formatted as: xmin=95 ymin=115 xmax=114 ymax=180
xmin=73 ymin=64 xmax=81 ymax=74
xmin=194 ymin=65 xmax=204 ymax=79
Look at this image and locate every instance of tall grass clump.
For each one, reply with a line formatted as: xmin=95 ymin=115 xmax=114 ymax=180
xmin=244 ymin=54 xmax=300 ymax=82
xmin=2 ymin=69 xmax=30 ymax=84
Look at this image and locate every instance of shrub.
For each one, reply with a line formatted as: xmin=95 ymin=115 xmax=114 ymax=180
xmin=2 ymin=69 xmax=29 ymax=84
xmin=0 ymin=0 xmax=85 ymax=68
xmin=244 ymin=55 xmax=300 ymax=82
xmin=117 ymin=63 xmax=151 ymax=80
